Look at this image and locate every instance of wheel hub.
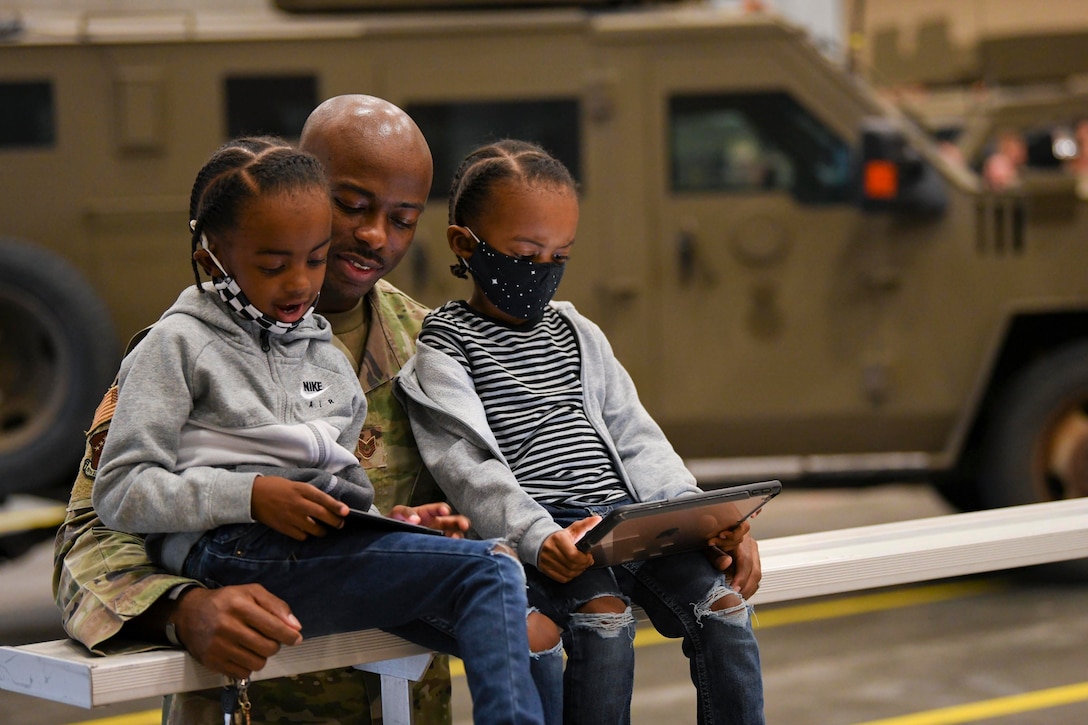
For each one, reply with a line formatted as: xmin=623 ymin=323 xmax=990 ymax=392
xmin=1045 ymin=405 xmax=1088 ymax=499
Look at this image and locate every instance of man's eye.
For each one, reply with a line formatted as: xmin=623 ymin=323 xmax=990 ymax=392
xmin=553 ymin=255 xmax=569 ymax=265
xmin=335 ymin=197 xmax=366 ymax=212
xmin=391 ymin=216 xmax=417 ymax=231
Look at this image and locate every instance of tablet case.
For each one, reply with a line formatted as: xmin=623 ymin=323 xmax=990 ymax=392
xmin=575 ymin=480 xmax=781 ymax=567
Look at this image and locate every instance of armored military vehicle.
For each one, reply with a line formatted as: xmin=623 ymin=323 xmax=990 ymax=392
xmin=2 ymin=1 xmax=1087 ymax=578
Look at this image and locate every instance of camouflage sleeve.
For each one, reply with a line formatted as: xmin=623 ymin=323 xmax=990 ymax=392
xmin=52 ymin=383 xmax=200 ymax=654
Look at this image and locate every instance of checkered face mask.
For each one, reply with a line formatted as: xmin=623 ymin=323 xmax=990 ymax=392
xmin=200 ymin=234 xmax=315 ymax=334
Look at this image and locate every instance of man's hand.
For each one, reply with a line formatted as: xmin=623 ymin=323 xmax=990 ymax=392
xmin=536 ymin=515 xmax=601 ymax=583
xmin=251 ymin=475 xmax=349 ymax=540
xmin=389 ymin=502 xmax=470 ymax=537
xmin=171 ymin=584 xmax=303 ymax=680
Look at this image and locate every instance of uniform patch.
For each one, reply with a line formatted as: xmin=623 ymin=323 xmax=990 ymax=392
xmin=83 ymin=429 xmax=109 ymax=479
xmin=357 ymin=426 xmax=387 ymax=469
xmin=90 ymin=386 xmax=118 ymax=431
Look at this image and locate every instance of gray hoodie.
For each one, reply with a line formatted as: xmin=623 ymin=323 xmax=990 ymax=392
xmin=94 ymin=284 xmax=371 ymax=571
xmin=395 ymin=301 xmax=699 ymax=567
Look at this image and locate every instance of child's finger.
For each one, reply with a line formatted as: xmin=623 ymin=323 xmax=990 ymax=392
xmin=565 ymin=515 xmax=602 ymax=544
xmin=705 ymin=545 xmax=734 ymax=571
xmin=387 ymin=504 xmax=423 ymax=524
xmin=297 ymin=486 xmax=349 ymax=523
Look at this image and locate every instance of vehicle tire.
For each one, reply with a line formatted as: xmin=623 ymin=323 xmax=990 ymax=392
xmin=0 ymin=237 xmax=120 ymax=498
xmin=931 ymin=455 xmax=983 ymax=513
xmin=978 ymin=340 xmax=1088 ymax=580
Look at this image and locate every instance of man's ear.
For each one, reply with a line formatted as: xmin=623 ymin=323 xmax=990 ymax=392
xmin=447 ymin=225 xmax=476 ymax=261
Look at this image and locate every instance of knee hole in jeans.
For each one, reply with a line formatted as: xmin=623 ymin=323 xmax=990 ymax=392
xmin=527 ymin=609 xmax=562 ymax=653
xmin=576 ymin=595 xmax=626 ymax=614
xmin=711 ymin=591 xmax=743 ymax=611
xmin=697 ymin=584 xmax=750 ymax=627
xmin=571 ymin=596 xmax=636 ymax=639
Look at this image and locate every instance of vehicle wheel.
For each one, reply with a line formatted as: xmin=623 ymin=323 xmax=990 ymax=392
xmin=931 ymin=454 xmax=983 ymax=513
xmin=0 ymin=237 xmax=120 ymax=498
xmin=979 ymin=340 xmax=1088 ymax=580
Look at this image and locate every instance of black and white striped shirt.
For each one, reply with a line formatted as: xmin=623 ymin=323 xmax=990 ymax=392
xmin=419 ymin=301 xmax=628 ymax=505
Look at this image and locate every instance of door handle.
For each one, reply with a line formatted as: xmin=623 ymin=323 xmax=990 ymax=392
xmin=676 ymin=228 xmax=696 ymax=283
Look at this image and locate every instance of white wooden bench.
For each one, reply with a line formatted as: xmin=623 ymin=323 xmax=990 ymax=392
xmin=2 ymin=498 xmax=1087 ymax=723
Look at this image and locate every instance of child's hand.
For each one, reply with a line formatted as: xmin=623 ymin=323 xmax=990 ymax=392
xmin=537 ymin=515 xmax=601 ymax=583
xmin=389 ymin=503 xmax=471 ymax=538
xmin=705 ymin=519 xmax=751 ymax=571
xmin=706 ymin=519 xmax=750 ymax=553
xmin=251 ymin=475 xmax=349 ymax=541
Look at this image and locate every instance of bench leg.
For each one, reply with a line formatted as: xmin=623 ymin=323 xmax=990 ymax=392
xmin=354 ymin=653 xmax=434 ymax=725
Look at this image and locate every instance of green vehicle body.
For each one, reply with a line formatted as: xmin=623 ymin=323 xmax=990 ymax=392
xmin=2 ymin=3 xmax=1087 ymax=572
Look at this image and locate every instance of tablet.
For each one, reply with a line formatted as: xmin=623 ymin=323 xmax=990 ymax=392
xmin=346 ymin=508 xmax=446 ymax=537
xmin=575 ymin=480 xmax=781 ymax=568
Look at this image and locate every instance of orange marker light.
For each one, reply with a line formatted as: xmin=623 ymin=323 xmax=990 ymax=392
xmin=864 ymin=160 xmax=899 ymax=200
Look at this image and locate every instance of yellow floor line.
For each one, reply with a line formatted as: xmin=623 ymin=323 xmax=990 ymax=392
xmin=0 ymin=504 xmax=66 ymax=535
xmin=67 ymin=712 xmax=159 ymax=725
xmin=752 ymin=579 xmax=1005 ymax=629
xmin=855 ymin=682 xmax=1088 ymax=725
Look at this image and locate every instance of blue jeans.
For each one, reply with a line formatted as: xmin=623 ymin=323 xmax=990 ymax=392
xmin=527 ymin=501 xmax=765 ymax=725
xmin=184 ymin=522 xmax=544 ymax=725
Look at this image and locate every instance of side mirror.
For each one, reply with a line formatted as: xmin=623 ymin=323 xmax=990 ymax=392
xmin=858 ymin=117 xmax=947 ymax=217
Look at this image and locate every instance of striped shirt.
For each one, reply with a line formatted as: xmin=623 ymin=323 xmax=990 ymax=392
xmin=418 ymin=301 xmax=629 ymax=505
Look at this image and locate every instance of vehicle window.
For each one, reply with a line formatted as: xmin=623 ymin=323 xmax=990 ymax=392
xmin=224 ymin=75 xmax=317 ymax=139
xmin=0 ymin=81 xmax=55 ymax=149
xmin=669 ymin=92 xmax=852 ymax=203
xmin=406 ymin=99 xmax=581 ymax=198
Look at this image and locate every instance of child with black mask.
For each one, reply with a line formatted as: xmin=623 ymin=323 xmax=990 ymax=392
xmin=397 ymin=139 xmax=765 ymax=725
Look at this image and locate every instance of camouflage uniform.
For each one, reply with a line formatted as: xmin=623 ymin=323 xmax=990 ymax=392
xmin=53 ymin=280 xmax=451 ymax=724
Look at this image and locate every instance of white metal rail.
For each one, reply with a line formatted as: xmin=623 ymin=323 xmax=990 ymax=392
xmin=2 ymin=498 xmax=1087 ymax=723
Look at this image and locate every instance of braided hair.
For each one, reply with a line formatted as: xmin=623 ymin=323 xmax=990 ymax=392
xmin=188 ymin=136 xmax=329 ymax=289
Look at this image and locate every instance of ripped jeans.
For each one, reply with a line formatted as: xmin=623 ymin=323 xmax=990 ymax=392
xmin=184 ymin=522 xmax=544 ymax=725
xmin=526 ymin=501 xmax=764 ymax=725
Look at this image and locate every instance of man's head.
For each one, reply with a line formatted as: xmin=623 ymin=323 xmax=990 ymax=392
xmin=300 ymin=95 xmax=433 ymax=313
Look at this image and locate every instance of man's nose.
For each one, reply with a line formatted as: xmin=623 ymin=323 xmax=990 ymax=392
xmin=354 ymin=215 xmax=387 ymax=250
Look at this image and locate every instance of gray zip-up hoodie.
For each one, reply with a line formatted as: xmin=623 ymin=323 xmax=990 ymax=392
xmin=94 ymin=284 xmax=371 ymax=571
xmin=395 ymin=301 xmax=700 ymax=566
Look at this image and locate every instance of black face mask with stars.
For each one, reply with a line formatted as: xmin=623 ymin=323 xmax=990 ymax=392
xmin=461 ymin=229 xmax=565 ymax=321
